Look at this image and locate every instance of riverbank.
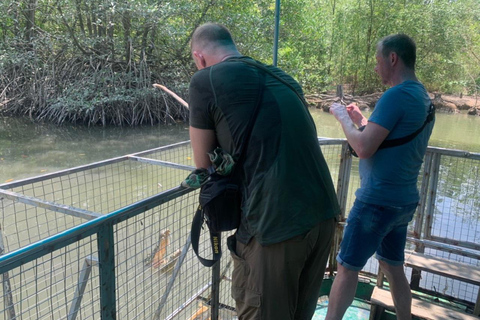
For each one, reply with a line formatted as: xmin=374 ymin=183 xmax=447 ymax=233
xmin=306 ymin=92 xmax=479 ymax=115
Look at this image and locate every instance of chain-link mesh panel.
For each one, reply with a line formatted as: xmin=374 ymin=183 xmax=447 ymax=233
xmin=1 ymin=234 xmax=100 ymax=320
xmin=1 ymin=148 xmax=192 ymax=253
xmin=414 ymin=154 xmax=480 ymax=304
xmin=1 ymin=141 xmax=479 ymax=319
xmin=432 ymin=156 xmax=479 ymax=245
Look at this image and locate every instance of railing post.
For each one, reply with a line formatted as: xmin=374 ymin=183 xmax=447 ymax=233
xmin=424 ymin=152 xmax=441 ymax=240
xmin=411 ymin=151 xmax=440 ymax=290
xmin=329 ymin=142 xmax=352 ymax=275
xmin=0 ymin=225 xmax=16 ymax=320
xmin=411 ymin=151 xmax=431 ymax=289
xmin=98 ymin=223 xmax=116 ymax=320
xmin=273 ymin=0 xmax=280 ymax=66
xmin=335 ymin=141 xmax=353 ymax=220
xmin=414 ymin=151 xmax=433 ymax=249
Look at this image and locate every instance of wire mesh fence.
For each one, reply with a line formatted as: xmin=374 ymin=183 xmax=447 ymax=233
xmin=0 ymin=140 xmax=479 ymax=319
xmin=410 ymin=149 xmax=480 ymax=305
xmin=2 ymin=234 xmax=100 ymax=320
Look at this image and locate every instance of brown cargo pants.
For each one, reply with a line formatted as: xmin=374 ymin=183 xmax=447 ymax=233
xmin=229 ymin=218 xmax=336 ymax=320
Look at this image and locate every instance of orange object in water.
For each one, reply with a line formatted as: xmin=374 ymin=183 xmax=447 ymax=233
xmin=151 ymin=229 xmax=170 ymax=268
xmin=187 ymin=304 xmax=209 ymax=320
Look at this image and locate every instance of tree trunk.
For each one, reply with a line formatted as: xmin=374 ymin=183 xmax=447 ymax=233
xmin=140 ymin=24 xmax=150 ymax=61
xmin=122 ymin=9 xmax=132 ymax=64
xmin=89 ymin=0 xmax=98 ymax=37
xmin=327 ymin=0 xmax=337 ymax=75
xmin=363 ymin=0 xmax=375 ymax=88
xmin=75 ymin=0 xmax=86 ymax=35
xmin=24 ymin=0 xmax=37 ymax=43
xmin=86 ymin=1 xmax=93 ymax=36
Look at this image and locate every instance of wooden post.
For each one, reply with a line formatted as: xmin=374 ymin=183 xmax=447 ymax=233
xmin=336 ymin=85 xmax=344 ymax=99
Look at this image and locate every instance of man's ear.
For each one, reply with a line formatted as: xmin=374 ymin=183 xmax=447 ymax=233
xmin=193 ymin=51 xmax=207 ymax=69
xmin=390 ymin=52 xmax=399 ymax=66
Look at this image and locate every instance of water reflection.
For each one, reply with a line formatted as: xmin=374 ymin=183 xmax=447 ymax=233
xmin=0 ymin=116 xmax=190 ymax=182
xmin=436 ymin=157 xmax=480 ymax=225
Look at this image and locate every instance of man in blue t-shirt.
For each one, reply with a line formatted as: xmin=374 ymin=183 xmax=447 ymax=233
xmin=326 ymin=34 xmax=434 ymax=320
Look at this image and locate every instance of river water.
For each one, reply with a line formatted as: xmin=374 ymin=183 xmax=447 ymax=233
xmin=1 ymin=108 xmax=479 ymax=316
xmin=1 ymin=109 xmax=480 ymax=183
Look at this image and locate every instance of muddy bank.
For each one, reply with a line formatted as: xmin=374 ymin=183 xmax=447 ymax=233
xmin=307 ymin=92 xmax=479 ymax=115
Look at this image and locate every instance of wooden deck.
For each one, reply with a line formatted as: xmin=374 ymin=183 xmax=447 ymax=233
xmin=369 ymin=250 xmax=480 ymax=319
xmin=371 ymin=286 xmax=478 ymax=320
xmin=405 ymin=251 xmax=480 ymax=286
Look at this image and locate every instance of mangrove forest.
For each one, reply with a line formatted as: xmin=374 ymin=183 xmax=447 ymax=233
xmin=0 ymin=0 xmax=479 ymax=126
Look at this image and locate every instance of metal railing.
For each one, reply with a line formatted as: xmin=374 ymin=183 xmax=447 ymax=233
xmin=0 ymin=139 xmax=479 ymax=319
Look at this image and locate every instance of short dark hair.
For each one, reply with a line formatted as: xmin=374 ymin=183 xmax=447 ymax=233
xmin=378 ymin=34 xmax=416 ymax=70
xmin=191 ymin=23 xmax=236 ymax=51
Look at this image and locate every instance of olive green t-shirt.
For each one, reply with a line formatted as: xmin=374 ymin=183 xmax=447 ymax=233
xmin=189 ymin=56 xmax=340 ymax=245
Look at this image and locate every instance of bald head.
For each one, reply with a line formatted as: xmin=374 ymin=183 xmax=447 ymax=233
xmin=190 ymin=23 xmax=241 ymax=69
xmin=191 ymin=23 xmax=237 ymax=53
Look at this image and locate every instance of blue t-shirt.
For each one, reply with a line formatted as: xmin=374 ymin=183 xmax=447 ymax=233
xmin=355 ymin=81 xmax=434 ymax=206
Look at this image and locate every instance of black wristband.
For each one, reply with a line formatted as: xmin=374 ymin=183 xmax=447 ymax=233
xmin=358 ymin=125 xmax=366 ymax=131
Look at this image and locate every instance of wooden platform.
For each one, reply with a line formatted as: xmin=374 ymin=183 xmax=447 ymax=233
xmin=371 ymin=286 xmax=479 ymax=320
xmin=370 ymin=250 xmax=480 ymax=319
xmin=404 ymin=251 xmax=480 ymax=286
xmin=405 ymin=250 xmax=480 ymax=316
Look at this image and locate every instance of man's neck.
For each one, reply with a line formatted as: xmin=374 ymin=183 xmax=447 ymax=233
xmin=220 ymin=52 xmax=242 ymax=62
xmin=391 ymin=69 xmax=418 ymax=87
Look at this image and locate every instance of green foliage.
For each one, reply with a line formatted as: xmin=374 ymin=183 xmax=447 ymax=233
xmin=0 ymin=0 xmax=479 ymax=125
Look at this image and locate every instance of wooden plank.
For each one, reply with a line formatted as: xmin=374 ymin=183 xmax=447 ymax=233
xmin=405 ymin=251 xmax=480 ymax=286
xmin=371 ymin=287 xmax=479 ymax=320
xmin=407 ymin=238 xmax=480 ymax=260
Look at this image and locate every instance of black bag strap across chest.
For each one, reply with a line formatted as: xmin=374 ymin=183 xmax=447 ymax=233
xmin=350 ymin=102 xmax=435 ymax=157
xmin=378 ymin=102 xmax=435 ymax=150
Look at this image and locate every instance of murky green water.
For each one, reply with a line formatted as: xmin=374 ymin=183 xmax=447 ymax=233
xmin=0 ymin=118 xmax=190 ymax=182
xmin=1 ymin=109 xmax=480 ymax=183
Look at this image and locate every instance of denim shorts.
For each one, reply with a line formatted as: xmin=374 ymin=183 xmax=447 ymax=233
xmin=337 ymin=199 xmax=417 ymax=271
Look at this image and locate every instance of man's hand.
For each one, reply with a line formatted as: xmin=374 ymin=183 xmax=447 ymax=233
xmin=346 ymin=104 xmax=368 ymax=128
xmin=329 ymin=102 xmax=389 ymax=158
xmin=329 ymin=103 xmax=350 ymax=122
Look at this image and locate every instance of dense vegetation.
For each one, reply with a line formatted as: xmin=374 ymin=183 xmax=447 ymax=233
xmin=0 ymin=0 xmax=479 ymax=126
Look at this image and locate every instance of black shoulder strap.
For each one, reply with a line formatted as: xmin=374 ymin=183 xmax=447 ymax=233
xmin=378 ymin=102 xmax=435 ymax=150
xmin=234 ymin=65 xmax=267 ymax=166
xmin=228 ymin=57 xmax=309 ymax=110
xmin=191 ymin=205 xmax=221 ymax=267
